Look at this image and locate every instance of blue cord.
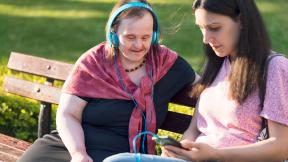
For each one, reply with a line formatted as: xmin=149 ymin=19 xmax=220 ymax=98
xmin=133 ymin=131 xmax=159 ymax=154
xmin=135 ymin=153 xmax=141 ymax=162
xmin=141 ymin=56 xmax=155 ymax=152
xmin=113 ymin=49 xmax=155 ymax=154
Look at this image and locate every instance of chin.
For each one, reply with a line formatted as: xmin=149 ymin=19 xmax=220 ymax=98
xmin=214 ymin=52 xmax=227 ymax=58
xmin=131 ymin=56 xmax=145 ymax=62
xmin=135 ymin=54 xmax=147 ymax=60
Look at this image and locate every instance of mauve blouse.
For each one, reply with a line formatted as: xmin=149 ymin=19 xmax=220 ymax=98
xmin=195 ymin=55 xmax=288 ymax=148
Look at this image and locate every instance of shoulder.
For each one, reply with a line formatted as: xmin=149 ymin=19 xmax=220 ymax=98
xmin=76 ymin=42 xmax=109 ymax=65
xmin=173 ymin=56 xmax=194 ymax=72
xmin=263 ymin=52 xmax=288 ymax=125
xmin=158 ymin=45 xmax=195 ymax=76
xmin=157 ymin=45 xmax=178 ymax=57
xmin=169 ymin=57 xmax=196 ymax=85
xmin=266 ymin=52 xmax=288 ymax=90
xmin=267 ymin=52 xmax=288 ymax=75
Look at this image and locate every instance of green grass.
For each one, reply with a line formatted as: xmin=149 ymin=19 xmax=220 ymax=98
xmin=0 ymin=0 xmax=287 ymax=64
xmin=0 ymin=0 xmax=288 ymax=141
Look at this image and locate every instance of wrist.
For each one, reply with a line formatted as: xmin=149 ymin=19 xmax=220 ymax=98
xmin=181 ymin=132 xmax=196 ymax=141
xmin=214 ymin=148 xmax=225 ymax=162
xmin=70 ymin=148 xmax=87 ymax=156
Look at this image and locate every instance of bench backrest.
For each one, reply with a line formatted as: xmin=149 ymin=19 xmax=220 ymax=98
xmin=3 ymin=52 xmax=196 ymax=137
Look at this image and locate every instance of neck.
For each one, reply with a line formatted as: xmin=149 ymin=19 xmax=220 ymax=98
xmin=121 ymin=57 xmax=147 ymax=73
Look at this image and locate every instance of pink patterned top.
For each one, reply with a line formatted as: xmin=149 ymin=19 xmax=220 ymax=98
xmin=195 ymin=55 xmax=288 ymax=148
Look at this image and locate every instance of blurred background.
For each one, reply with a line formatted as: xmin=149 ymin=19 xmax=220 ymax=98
xmin=0 ymin=0 xmax=287 ymax=142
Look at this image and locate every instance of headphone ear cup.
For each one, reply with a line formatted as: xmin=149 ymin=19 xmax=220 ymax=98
xmin=111 ymin=32 xmax=119 ymax=48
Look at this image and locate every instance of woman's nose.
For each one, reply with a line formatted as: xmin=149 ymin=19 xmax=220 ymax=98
xmin=202 ymin=30 xmax=212 ymax=44
xmin=133 ymin=39 xmax=143 ymax=49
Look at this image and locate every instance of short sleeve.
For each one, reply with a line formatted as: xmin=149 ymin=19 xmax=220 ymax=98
xmin=261 ymin=55 xmax=288 ymax=126
xmin=174 ymin=56 xmax=196 ymax=84
xmin=77 ymin=96 xmax=91 ymax=102
xmin=153 ymin=55 xmax=195 ymax=104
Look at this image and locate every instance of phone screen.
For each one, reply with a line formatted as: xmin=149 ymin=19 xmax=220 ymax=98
xmin=152 ymin=136 xmax=183 ymax=148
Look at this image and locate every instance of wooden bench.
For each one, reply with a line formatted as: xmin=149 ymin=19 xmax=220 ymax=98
xmin=1 ymin=52 xmax=196 ymax=161
xmin=0 ymin=133 xmax=31 ymax=162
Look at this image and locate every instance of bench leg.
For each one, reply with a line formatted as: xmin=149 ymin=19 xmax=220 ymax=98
xmin=38 ymin=102 xmax=51 ymax=138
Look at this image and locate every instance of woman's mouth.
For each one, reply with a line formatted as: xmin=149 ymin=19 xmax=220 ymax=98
xmin=212 ymin=45 xmax=222 ymax=49
xmin=211 ymin=45 xmax=223 ymax=51
xmin=131 ymin=49 xmax=144 ymax=53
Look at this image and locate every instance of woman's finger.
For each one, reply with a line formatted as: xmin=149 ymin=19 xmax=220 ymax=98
xmin=180 ymin=140 xmax=194 ymax=150
xmin=162 ymin=147 xmax=178 ymax=158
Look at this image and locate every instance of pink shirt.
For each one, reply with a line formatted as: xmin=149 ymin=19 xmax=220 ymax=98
xmin=195 ymin=56 xmax=288 ymax=148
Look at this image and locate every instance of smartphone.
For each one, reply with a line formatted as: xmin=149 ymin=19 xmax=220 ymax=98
xmin=152 ymin=136 xmax=183 ymax=149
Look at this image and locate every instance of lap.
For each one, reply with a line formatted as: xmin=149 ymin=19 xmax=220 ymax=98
xmin=103 ymin=153 xmax=188 ymax=162
xmin=17 ymin=132 xmax=71 ymax=162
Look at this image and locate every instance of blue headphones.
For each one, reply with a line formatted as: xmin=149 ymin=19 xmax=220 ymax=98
xmin=106 ymin=2 xmax=159 ymax=48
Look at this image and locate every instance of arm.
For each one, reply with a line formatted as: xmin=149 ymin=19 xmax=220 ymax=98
xmin=182 ymin=73 xmax=201 ymax=140
xmin=214 ymin=120 xmax=288 ymax=162
xmin=181 ymin=107 xmax=201 ymax=141
xmin=56 ymin=93 xmax=93 ymax=162
xmin=161 ymin=103 xmax=201 ymax=158
xmin=163 ymin=119 xmax=288 ymax=162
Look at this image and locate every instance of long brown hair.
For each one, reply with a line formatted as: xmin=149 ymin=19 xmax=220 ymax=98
xmin=191 ymin=0 xmax=271 ymax=104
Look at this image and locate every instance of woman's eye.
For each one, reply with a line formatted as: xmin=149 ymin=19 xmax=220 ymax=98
xmin=142 ymin=37 xmax=149 ymax=41
xmin=209 ymin=27 xmax=220 ymax=32
xmin=128 ymin=37 xmax=135 ymax=40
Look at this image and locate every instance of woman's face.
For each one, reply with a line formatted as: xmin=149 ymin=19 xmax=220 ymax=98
xmin=117 ymin=12 xmax=153 ymax=64
xmin=195 ymin=8 xmax=241 ymax=57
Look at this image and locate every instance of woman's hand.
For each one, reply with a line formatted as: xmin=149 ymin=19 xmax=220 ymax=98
xmin=160 ymin=139 xmax=194 ymax=160
xmin=70 ymin=151 xmax=93 ymax=162
xmin=161 ymin=146 xmax=189 ymax=160
xmin=162 ymin=139 xmax=219 ymax=161
xmin=160 ymin=146 xmax=169 ymax=157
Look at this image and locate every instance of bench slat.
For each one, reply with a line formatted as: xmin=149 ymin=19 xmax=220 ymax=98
xmin=160 ymin=111 xmax=192 ymax=134
xmin=0 ymin=150 xmax=18 ymax=162
xmin=3 ymin=76 xmax=61 ymax=104
xmin=0 ymin=133 xmax=31 ymax=162
xmin=8 ymin=52 xmax=74 ymax=81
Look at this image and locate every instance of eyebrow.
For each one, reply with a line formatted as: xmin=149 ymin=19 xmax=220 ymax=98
xmin=195 ymin=22 xmax=221 ymax=27
xmin=124 ymin=34 xmax=151 ymax=37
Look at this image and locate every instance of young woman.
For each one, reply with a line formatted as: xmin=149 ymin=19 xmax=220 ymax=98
xmin=104 ymin=0 xmax=288 ymax=161
xmin=17 ymin=1 xmax=196 ymax=162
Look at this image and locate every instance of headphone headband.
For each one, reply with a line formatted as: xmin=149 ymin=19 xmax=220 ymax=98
xmin=106 ymin=2 xmax=159 ymax=47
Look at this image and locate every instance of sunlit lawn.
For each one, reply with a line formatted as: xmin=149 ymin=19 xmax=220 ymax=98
xmin=1 ymin=0 xmax=287 ymax=66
